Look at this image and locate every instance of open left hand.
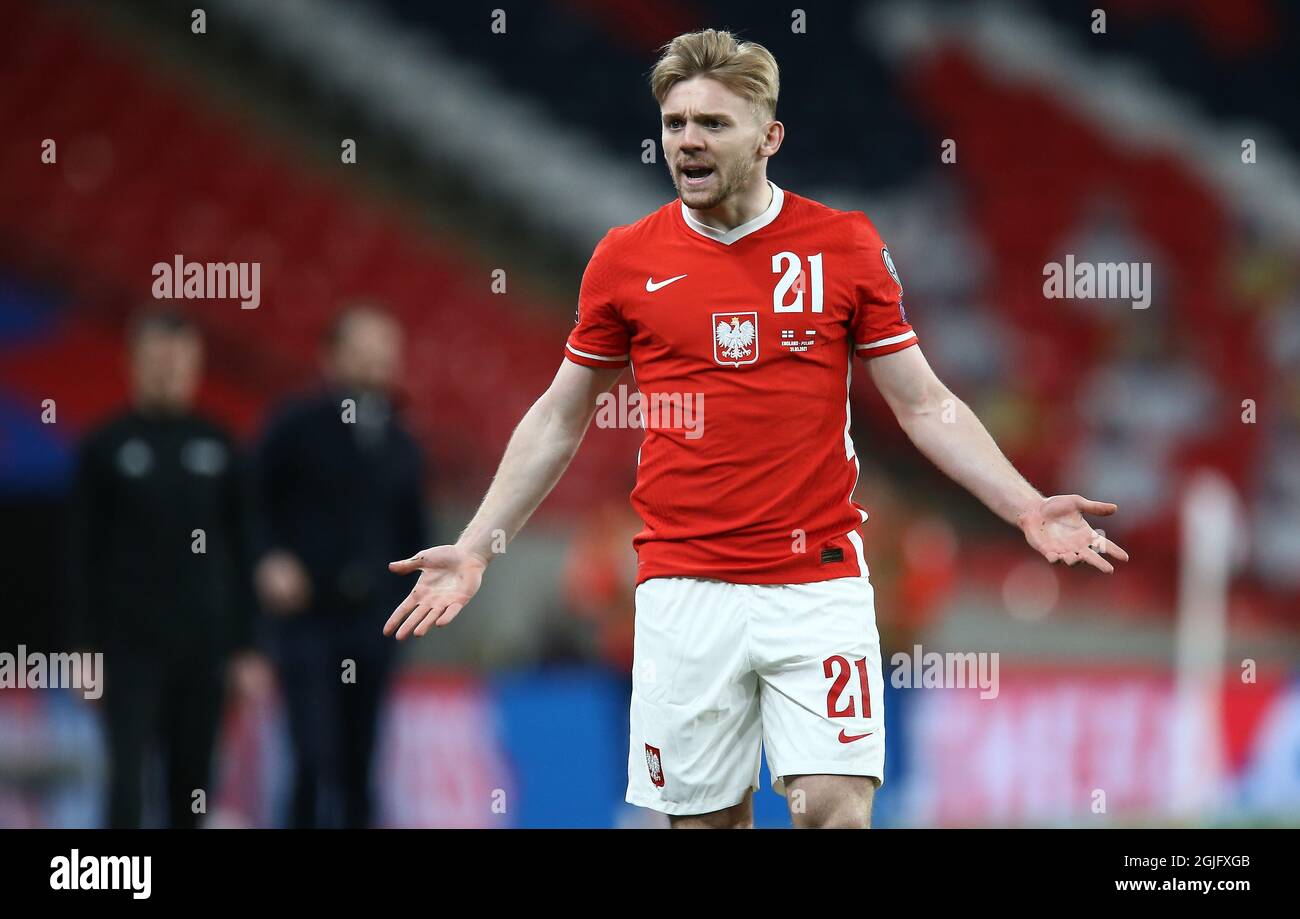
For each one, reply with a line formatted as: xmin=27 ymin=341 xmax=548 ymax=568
xmin=1017 ymin=495 xmax=1130 ymax=574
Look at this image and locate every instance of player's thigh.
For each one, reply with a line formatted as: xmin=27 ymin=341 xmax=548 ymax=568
xmin=668 ymin=789 xmax=754 ymax=829
xmin=627 ymin=577 xmax=761 ymax=817
xmin=754 ymin=576 xmax=886 ymax=797
xmin=783 ymin=774 xmax=874 ymax=829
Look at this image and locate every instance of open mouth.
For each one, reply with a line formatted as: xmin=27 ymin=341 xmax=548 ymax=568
xmin=681 ymin=165 xmax=714 ymax=184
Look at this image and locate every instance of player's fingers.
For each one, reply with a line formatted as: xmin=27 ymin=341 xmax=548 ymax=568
xmin=388 ymin=555 xmax=422 ymax=575
xmin=395 ymin=603 xmax=432 ymax=641
xmin=1076 ymin=497 xmax=1118 ymax=516
xmin=411 ymin=605 xmax=445 ymax=638
xmin=383 ymin=594 xmax=422 ymax=636
xmin=1080 ymin=547 xmax=1114 ymax=574
xmin=435 ymin=601 xmax=466 ymax=628
xmin=1094 ymin=535 xmax=1130 ymax=562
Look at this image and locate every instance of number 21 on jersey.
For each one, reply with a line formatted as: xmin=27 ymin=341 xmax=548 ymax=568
xmin=773 ymin=251 xmax=823 ymax=313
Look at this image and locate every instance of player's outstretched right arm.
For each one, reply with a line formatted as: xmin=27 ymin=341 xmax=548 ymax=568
xmin=384 ymin=358 xmax=624 ymax=639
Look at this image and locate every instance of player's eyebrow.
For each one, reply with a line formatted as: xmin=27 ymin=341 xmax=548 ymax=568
xmin=662 ymin=110 xmax=733 ymax=125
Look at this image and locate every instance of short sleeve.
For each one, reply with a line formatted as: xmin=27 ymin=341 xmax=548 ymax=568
xmin=565 ymin=231 xmax=631 ymax=369
xmin=849 ymin=215 xmax=918 ymax=359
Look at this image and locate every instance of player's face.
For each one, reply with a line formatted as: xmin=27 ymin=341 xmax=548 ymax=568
xmin=661 ymin=77 xmax=769 ymax=210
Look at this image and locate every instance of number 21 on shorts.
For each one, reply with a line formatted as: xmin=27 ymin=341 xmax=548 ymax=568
xmin=823 ymin=654 xmax=871 ymax=718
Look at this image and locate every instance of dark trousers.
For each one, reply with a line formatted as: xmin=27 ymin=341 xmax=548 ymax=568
xmin=271 ymin=612 xmax=396 ymax=828
xmin=103 ymin=644 xmax=225 ymax=828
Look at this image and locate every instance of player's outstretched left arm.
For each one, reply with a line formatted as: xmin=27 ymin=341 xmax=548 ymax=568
xmin=866 ymin=345 xmax=1129 ymax=573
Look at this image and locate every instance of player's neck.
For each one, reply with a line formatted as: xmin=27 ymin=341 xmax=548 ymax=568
xmin=686 ymin=176 xmax=773 ymax=234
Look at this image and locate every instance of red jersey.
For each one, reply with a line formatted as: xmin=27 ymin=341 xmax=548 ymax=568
xmin=564 ymin=182 xmax=918 ymax=585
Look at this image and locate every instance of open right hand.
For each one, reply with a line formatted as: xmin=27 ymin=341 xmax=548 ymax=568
xmin=384 ymin=545 xmax=488 ymax=639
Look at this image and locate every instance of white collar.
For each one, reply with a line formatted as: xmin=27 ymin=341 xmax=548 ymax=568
xmin=681 ymin=180 xmax=784 ymax=245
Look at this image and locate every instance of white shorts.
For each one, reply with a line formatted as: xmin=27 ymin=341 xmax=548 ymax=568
xmin=626 ymin=575 xmax=885 ymax=816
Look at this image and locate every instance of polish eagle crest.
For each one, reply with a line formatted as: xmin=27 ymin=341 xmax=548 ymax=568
xmin=713 ymin=312 xmax=758 ymax=366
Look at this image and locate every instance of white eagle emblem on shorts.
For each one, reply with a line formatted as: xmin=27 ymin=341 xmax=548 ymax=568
xmin=713 ymin=311 xmax=758 ymax=367
xmin=644 ymin=743 xmax=665 ymax=787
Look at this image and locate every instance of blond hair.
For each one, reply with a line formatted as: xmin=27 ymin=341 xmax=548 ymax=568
xmin=649 ymin=30 xmax=779 ymax=121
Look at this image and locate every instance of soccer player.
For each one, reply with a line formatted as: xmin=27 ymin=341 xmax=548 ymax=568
xmin=384 ymin=29 xmax=1128 ymax=828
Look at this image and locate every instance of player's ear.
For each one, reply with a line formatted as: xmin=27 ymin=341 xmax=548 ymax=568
xmin=759 ymin=120 xmax=784 ymax=157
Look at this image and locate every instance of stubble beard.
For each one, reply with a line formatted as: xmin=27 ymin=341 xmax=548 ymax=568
xmin=674 ymin=154 xmax=757 ymax=212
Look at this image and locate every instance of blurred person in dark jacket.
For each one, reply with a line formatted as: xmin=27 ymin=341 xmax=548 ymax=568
xmin=67 ymin=309 xmax=267 ymax=829
xmin=254 ymin=305 xmax=428 ymax=828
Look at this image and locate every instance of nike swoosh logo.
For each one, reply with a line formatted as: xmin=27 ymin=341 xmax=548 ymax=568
xmin=645 ymin=274 xmax=687 ymax=292
xmin=838 ymin=730 xmax=873 ymax=744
